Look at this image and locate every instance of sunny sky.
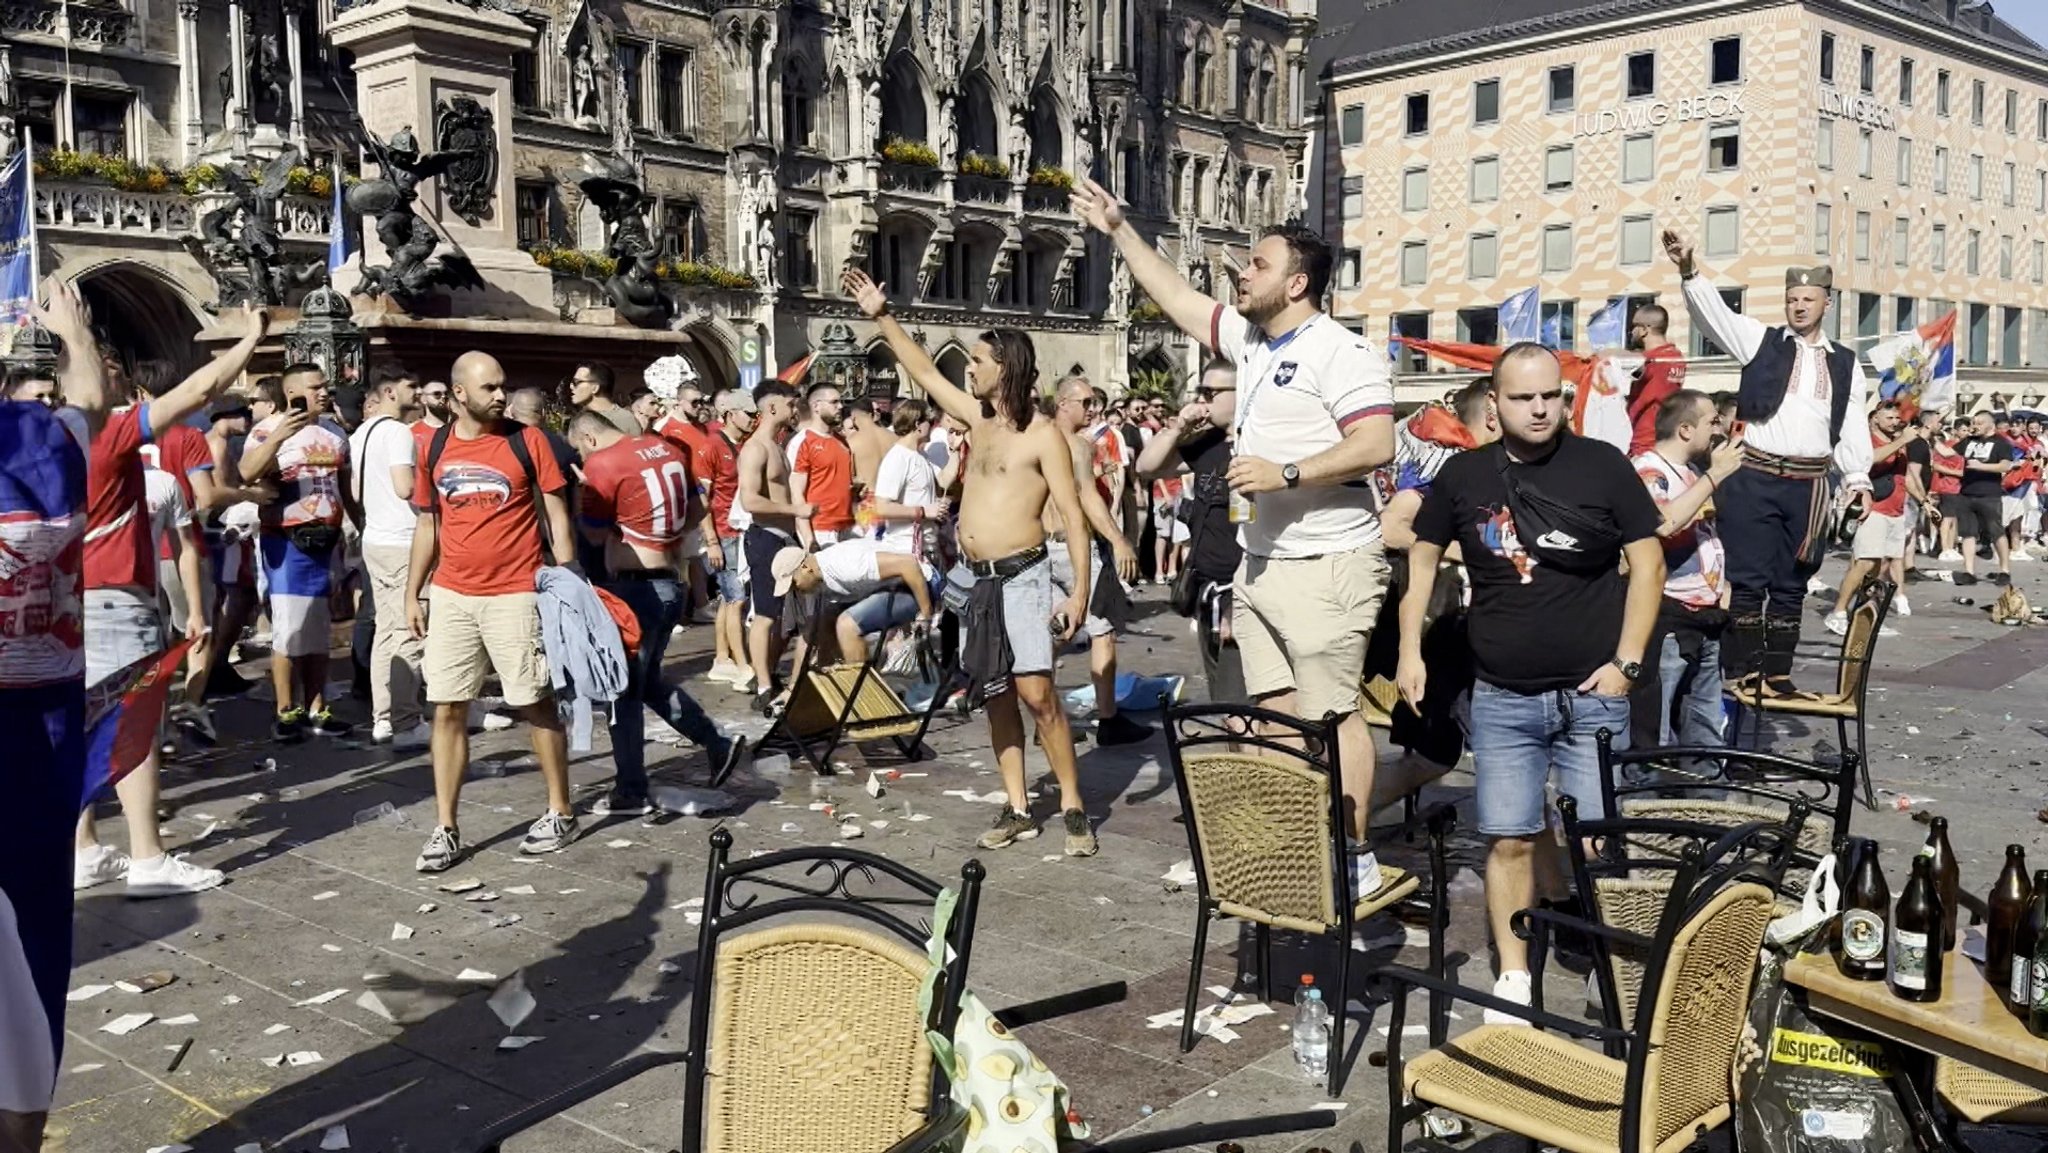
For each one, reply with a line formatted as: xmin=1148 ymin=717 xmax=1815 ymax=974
xmin=2005 ymin=6 xmax=2048 ymax=50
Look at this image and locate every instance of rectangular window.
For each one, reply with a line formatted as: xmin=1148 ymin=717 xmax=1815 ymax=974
xmin=1899 ymin=58 xmax=1914 ymax=105
xmin=1467 ymin=232 xmax=1499 ymax=280
xmin=2005 ymin=162 xmax=2018 ymax=207
xmin=1405 ymin=92 xmax=1429 ymax=135
xmin=2002 ymin=235 xmax=2014 ymax=279
xmin=2040 ymin=99 xmax=2048 ymax=141
xmin=1469 ymin=155 xmax=1500 ymax=203
xmin=2039 ymin=170 xmax=2045 ymax=212
xmin=2008 ymin=89 xmax=2020 ymax=134
xmin=1400 ymin=241 xmax=1428 ymax=286
xmin=1967 ymin=229 xmax=1981 ymax=276
xmin=1545 ymin=144 xmax=1574 ymax=191
xmin=1970 ymin=153 xmax=1984 ymax=200
xmin=1857 ymin=127 xmax=1873 ymax=178
xmin=1620 ymin=215 xmax=1654 ymax=265
xmin=1711 ymin=37 xmax=1742 ymax=85
xmin=1541 ymin=301 xmax=1576 ymax=350
xmin=656 ymin=47 xmax=693 ymax=136
xmin=1704 ymin=205 xmax=1738 ymax=258
xmin=1401 ymin=166 xmax=1429 ymax=211
xmin=1819 ymin=33 xmax=1835 ymax=84
xmin=1854 ymin=210 xmax=1871 ymax=262
xmin=1894 ymin=216 xmax=1909 ymax=269
xmin=1859 ymin=45 xmax=1875 ymax=94
xmin=1547 ymin=65 xmax=1575 ymax=113
xmin=1707 ymin=122 xmax=1740 ymax=171
xmin=1391 ymin=312 xmax=1431 ymax=372
xmin=17 ymin=83 xmax=56 ymax=154
xmin=511 ymin=51 xmax=540 ymax=111
xmin=71 ymin=92 xmax=128 ymax=157
xmin=1626 ymin=51 xmax=1655 ymax=99
xmin=1859 ymin=293 xmax=1882 ymax=340
xmin=1339 ymin=104 xmax=1365 ymax=146
xmin=1455 ymin=308 xmax=1501 ymax=345
xmin=1622 ymin=132 xmax=1654 ymax=182
xmin=2004 ymin=307 xmax=2023 ymax=365
xmin=1937 ymin=69 xmax=1950 ymax=116
xmin=1814 ymin=203 xmax=1831 ymax=257
xmin=782 ymin=209 xmax=817 ymax=288
xmin=2034 ymin=310 xmax=2048 ymax=364
xmin=1817 ymin=118 xmax=1834 ymax=170
xmin=1897 ymin=137 xmax=1913 ymax=186
xmin=1973 ymin=78 xmax=1985 ymax=125
xmin=1339 ymin=249 xmax=1361 ymax=290
xmin=1896 ymin=296 xmax=1918 ymax=331
xmin=514 ymin=181 xmax=551 ymax=247
xmin=1934 ymin=146 xmax=1948 ymax=192
xmin=1694 ymin=289 xmax=1744 ymax=357
xmin=2037 ymin=240 xmax=2046 ymax=285
xmin=1968 ymin=303 xmax=1989 ymax=365
xmin=1542 ymin=224 xmax=1573 ymax=273
xmin=659 ymin=199 xmax=700 ymax=261
xmin=1932 ymin=223 xmax=1947 ymax=271
xmin=1473 ymin=79 xmax=1500 ymax=126
xmin=618 ymin=41 xmax=645 ymax=127
xmin=1340 ymin=175 xmax=1363 ymax=222
xmin=1825 ymin=290 xmax=1842 ymax=342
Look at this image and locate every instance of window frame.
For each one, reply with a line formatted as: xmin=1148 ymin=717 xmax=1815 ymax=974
xmin=1338 ymin=103 xmax=1365 ymax=146
xmin=1547 ymin=65 xmax=1575 ymax=114
xmin=1401 ymin=165 xmax=1429 ymax=212
xmin=1706 ymin=121 xmax=1740 ymax=172
xmin=1467 ymin=231 xmax=1499 ymax=280
xmin=1819 ymin=33 xmax=1836 ymax=84
xmin=1625 ymin=51 xmax=1656 ymax=100
xmin=1620 ymin=214 xmax=1654 ymax=266
xmin=1469 ymin=154 xmax=1500 ymax=204
xmin=1621 ymin=132 xmax=1654 ymax=183
xmin=1472 ymin=78 xmax=1501 ymax=127
xmin=1544 ymin=144 xmax=1575 ymax=192
xmin=1710 ymin=36 xmax=1742 ymax=86
xmin=1399 ymin=240 xmax=1428 ymax=286
xmin=1404 ymin=91 xmax=1430 ymax=136
xmin=1541 ymin=222 xmax=1574 ymax=273
xmin=1814 ymin=202 xmax=1832 ymax=257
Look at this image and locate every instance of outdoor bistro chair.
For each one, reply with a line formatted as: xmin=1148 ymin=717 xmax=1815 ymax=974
xmin=1733 ymin=578 xmax=1895 ymax=809
xmin=466 ymin=831 xmax=1340 ymax=1153
xmin=1164 ymin=700 xmax=1456 ymax=1096
xmin=1935 ymin=1058 xmax=2048 ymax=1130
xmin=753 ymin=623 xmax=948 ymax=780
xmin=1371 ymin=844 xmax=1780 ymax=1153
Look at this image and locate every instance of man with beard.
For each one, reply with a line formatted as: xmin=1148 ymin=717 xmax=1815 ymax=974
xmin=841 ymin=268 xmax=1095 ymax=854
xmin=1136 ymin=361 xmax=1244 ymax=698
xmin=1669 ymin=232 xmax=1872 ymax=695
xmin=1074 ymin=178 xmax=1397 ymax=888
xmin=1048 ymin=375 xmax=1147 ymax=745
xmin=567 ymin=361 xmax=641 ymax=435
xmin=410 ymin=379 xmax=451 ymax=455
xmin=1623 ymin=305 xmax=1686 ymax=456
xmin=789 ymin=382 xmax=855 ymax=550
xmin=737 ymin=382 xmax=810 ymax=708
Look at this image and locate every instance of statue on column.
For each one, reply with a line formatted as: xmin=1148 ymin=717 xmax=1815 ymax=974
xmin=571 ymin=41 xmax=600 ymax=125
xmin=577 ymin=151 xmax=674 ymax=328
xmin=219 ymin=15 xmax=292 ymax=132
xmin=185 ymin=148 xmax=323 ymax=308
xmin=348 ymin=125 xmax=486 ymax=301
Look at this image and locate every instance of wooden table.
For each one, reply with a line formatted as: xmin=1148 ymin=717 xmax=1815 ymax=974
xmin=1786 ymin=950 xmax=2048 ymax=1094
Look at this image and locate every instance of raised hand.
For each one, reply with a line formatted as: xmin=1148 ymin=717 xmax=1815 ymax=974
xmin=31 ymin=276 xmax=93 ymax=343
xmin=1661 ymin=229 xmax=1696 ymax=275
xmin=1070 ymin=176 xmax=1127 ymax=235
xmin=839 ymin=267 xmax=889 ymax=318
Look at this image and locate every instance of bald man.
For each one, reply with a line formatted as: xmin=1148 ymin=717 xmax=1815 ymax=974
xmin=405 ymin=352 xmax=580 ymax=872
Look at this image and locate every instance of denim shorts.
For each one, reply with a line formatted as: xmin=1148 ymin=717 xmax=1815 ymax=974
xmin=715 ymin=536 xmax=746 ymax=603
xmin=1468 ymin=679 xmax=1627 ymax=837
xmin=85 ymin=587 xmax=163 ymax=690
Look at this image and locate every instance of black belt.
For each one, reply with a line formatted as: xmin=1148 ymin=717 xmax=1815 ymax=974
xmin=608 ymin=567 xmax=674 ymax=582
xmin=968 ymin=544 xmax=1048 ymax=580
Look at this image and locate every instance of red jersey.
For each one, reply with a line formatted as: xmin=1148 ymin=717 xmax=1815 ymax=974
xmin=1090 ymin=431 xmax=1120 ymax=506
xmin=411 ymin=419 xmax=446 ymax=459
xmin=1626 ymin=344 xmax=1688 ymax=456
xmin=410 ymin=423 xmax=568 ymax=597
xmin=654 ymin=414 xmax=708 ymax=457
xmin=792 ymin=430 xmax=855 ymax=533
xmin=1870 ymin=431 xmax=1911 ymax=517
xmin=85 ymin=406 xmax=158 ymax=593
xmin=582 ymin=434 xmax=695 ymax=552
xmin=701 ymin=431 xmax=742 ymax=538
xmin=139 ymin=421 xmax=212 ymax=559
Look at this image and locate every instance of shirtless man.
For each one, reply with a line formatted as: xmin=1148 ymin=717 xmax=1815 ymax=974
xmin=1048 ymin=376 xmax=1150 ymax=745
xmin=736 ymin=381 xmax=811 ymax=710
xmin=843 ymin=267 xmax=1097 ymax=854
xmin=844 ymin=398 xmax=897 ymax=491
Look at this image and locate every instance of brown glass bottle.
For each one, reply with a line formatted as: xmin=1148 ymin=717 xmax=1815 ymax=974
xmin=2032 ymin=916 xmax=2048 ymax=1037
xmin=1986 ymin=846 xmax=2031 ymax=1002
xmin=1920 ymin=817 xmax=1961 ymax=951
xmin=2015 ymin=872 xmax=2048 ymax=1018
xmin=1836 ymin=839 xmax=1890 ymax=981
xmin=1890 ymin=854 xmax=1944 ymax=1003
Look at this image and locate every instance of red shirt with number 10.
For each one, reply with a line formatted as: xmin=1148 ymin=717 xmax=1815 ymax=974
xmin=581 ymin=434 xmax=697 ymax=552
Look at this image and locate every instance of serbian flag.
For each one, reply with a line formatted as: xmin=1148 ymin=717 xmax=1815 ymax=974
xmin=1868 ymin=311 xmax=1957 ymax=420
xmin=79 ymin=638 xmax=195 ymax=811
xmin=776 ymin=352 xmax=816 ymax=384
xmin=1394 ymin=338 xmax=1632 ymax=453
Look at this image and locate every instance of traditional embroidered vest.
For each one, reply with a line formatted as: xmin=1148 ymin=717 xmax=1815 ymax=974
xmin=1736 ymin=327 xmax=1857 ymax=447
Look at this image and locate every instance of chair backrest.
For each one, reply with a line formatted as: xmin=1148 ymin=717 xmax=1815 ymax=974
xmin=1834 ymin=579 xmax=1894 ymax=702
xmin=1165 ymin=702 xmax=1346 ymax=934
xmin=1597 ymin=730 xmax=1857 ymax=854
xmin=1632 ymin=880 xmax=1777 ymax=1152
xmin=682 ymin=831 xmax=984 ymax=1153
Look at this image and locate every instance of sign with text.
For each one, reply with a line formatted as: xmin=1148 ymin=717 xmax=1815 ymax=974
xmin=1574 ymin=89 xmax=1747 ymax=138
xmin=1818 ymin=87 xmax=1898 ymax=132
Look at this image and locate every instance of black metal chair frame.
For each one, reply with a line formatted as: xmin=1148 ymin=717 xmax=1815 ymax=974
xmin=756 ymin=616 xmax=948 ymax=778
xmin=1737 ymin=577 xmax=1895 ymax=809
xmin=1163 ymin=700 xmax=1456 ymax=1097
xmin=1372 ymin=841 xmax=1784 ymax=1153
xmin=1595 ymin=729 xmax=1859 ymax=875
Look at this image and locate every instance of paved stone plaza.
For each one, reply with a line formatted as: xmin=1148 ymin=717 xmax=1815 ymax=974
xmin=52 ymin=556 xmax=2048 ymax=1153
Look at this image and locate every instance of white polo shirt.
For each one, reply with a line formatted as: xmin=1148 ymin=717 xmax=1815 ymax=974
xmin=1212 ymin=305 xmax=1395 ymax=559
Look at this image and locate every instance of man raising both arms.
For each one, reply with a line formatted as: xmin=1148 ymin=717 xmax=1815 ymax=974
xmin=842 ymin=267 xmax=1096 ymax=855
xmin=1072 ymin=177 xmax=1398 ymax=890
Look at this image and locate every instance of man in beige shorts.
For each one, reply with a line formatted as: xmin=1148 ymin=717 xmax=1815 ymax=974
xmin=404 ymin=351 xmax=579 ymax=871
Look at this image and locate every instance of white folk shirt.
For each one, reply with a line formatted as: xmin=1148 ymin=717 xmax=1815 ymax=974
xmin=1681 ymin=276 xmax=1873 ymax=489
xmin=1212 ymin=305 xmax=1396 ymax=558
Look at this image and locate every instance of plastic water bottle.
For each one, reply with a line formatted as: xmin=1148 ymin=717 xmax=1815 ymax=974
xmin=1292 ymin=987 xmax=1330 ymax=1081
xmin=1293 ymin=973 xmax=1317 ymax=1012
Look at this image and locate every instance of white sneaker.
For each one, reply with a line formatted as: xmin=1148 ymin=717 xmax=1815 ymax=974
xmin=75 ymin=844 xmax=130 ymax=891
xmin=728 ymin=669 xmax=757 ymax=693
xmin=125 ymin=853 xmax=225 ymax=898
xmin=1350 ymin=848 xmax=1386 ymax=898
xmin=706 ymin=660 xmax=742 ymax=683
xmin=1939 ymin=549 xmax=1964 ymax=563
xmin=1484 ymin=970 xmax=1535 ymax=1027
xmin=2013 ymin=549 xmax=2035 ymax=563
xmin=1893 ymin=593 xmax=1911 ymax=618
xmin=392 ymin=722 xmax=431 ymax=752
xmin=468 ymin=701 xmax=515 ymax=731
xmin=371 ymin=719 xmax=395 ymax=743
xmin=1823 ymin=610 xmax=1850 ymax=636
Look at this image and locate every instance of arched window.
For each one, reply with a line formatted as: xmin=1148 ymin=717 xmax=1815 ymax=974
xmin=1194 ymin=32 xmax=1214 ymax=111
xmin=1027 ymin=86 xmax=1062 ymax=171
xmin=880 ymin=50 xmax=929 ymax=143
xmin=782 ymin=56 xmax=816 ymax=149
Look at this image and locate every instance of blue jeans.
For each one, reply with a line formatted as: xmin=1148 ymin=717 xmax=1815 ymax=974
xmin=1468 ymin=679 xmax=1628 ymax=837
xmin=603 ymin=574 xmax=728 ymax=794
xmin=1658 ymin=632 xmax=1724 ymax=748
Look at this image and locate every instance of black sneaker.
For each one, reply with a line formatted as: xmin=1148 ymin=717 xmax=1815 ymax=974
xmin=308 ymin=710 xmax=355 ymax=738
xmin=1062 ymin=809 xmax=1099 ymax=857
xmin=206 ymin=668 xmax=256 ymax=697
xmin=978 ymin=807 xmax=1039 ymax=849
xmin=1095 ymin=713 xmax=1155 ymax=747
xmin=272 ymin=708 xmax=307 ymax=743
xmin=590 ymin=788 xmax=652 ymax=817
xmin=170 ymin=703 xmax=219 ymax=747
xmin=1991 ymin=572 xmax=2012 ymax=587
xmin=1954 ymin=571 xmax=1980 ymax=586
xmin=709 ymin=737 xmax=751 ymax=788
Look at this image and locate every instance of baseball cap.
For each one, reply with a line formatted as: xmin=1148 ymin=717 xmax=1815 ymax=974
xmin=208 ymin=399 xmax=253 ymax=422
xmin=722 ymin=391 xmax=758 ymax=414
xmin=770 ymin=547 xmax=809 ymax=596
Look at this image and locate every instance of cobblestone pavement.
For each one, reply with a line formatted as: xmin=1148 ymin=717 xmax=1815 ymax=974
xmin=52 ymin=552 xmax=2048 ymax=1153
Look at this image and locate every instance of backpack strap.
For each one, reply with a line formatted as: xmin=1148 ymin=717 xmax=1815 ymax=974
xmin=422 ymin=422 xmax=454 ymax=513
xmin=504 ymin=422 xmax=540 ymax=495
xmin=352 ymin=415 xmax=395 ymax=505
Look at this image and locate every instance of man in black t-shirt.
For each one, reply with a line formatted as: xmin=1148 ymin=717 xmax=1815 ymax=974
xmin=1134 ymin=361 xmax=1244 ymax=699
xmin=1953 ymin=410 xmax=2018 ymax=586
xmin=1397 ymin=344 xmax=1666 ymax=1025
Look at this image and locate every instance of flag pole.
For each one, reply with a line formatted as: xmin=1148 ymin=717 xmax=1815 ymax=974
xmin=24 ymin=127 xmax=37 ymax=289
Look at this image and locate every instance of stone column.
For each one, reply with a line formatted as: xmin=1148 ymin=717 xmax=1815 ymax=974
xmin=177 ymin=0 xmax=202 ymax=161
xmin=284 ymin=0 xmax=307 ymax=149
xmin=226 ymin=0 xmax=250 ymax=136
xmin=1224 ymin=32 xmax=1241 ymax=119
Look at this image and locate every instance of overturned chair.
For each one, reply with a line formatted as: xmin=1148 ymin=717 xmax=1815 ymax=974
xmin=1164 ymin=700 xmax=1456 ymax=1095
xmin=757 ymin=630 xmax=947 ymax=778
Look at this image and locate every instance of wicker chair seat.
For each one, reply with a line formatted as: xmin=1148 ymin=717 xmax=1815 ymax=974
xmin=786 ymin=665 xmax=919 ymax=741
xmin=704 ymin=924 xmax=934 ymax=1153
xmin=1362 ymin=676 xmax=1400 ymax=728
xmin=1215 ymin=866 xmax=1420 ymax=935
xmin=1749 ymin=693 xmax=1858 ymax=717
xmin=1937 ymin=1058 xmax=2048 ymax=1125
xmin=1405 ymin=1027 xmax=1631 ymax=1153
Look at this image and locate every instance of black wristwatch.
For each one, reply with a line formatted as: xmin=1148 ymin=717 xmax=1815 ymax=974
xmin=1611 ymin=658 xmax=1645 ymax=682
xmin=1281 ymin=463 xmax=1301 ymax=489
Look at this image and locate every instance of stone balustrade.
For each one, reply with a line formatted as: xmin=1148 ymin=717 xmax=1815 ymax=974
xmin=35 ymin=183 xmax=333 ymax=244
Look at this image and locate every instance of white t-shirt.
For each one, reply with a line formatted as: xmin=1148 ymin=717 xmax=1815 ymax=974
xmin=814 ymin=537 xmax=885 ymax=600
xmin=1213 ymin=305 xmax=1395 ymax=558
xmin=144 ymin=467 xmax=192 ymax=556
xmin=870 ymin=443 xmax=938 ymax=555
xmin=348 ymin=415 xmax=418 ymax=549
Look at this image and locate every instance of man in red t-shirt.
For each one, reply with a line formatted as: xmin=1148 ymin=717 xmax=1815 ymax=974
xmin=652 ymin=384 xmax=719 ymax=613
xmin=1624 ymin=305 xmax=1688 ymax=456
xmin=789 ymin=383 xmax=856 ymax=548
xmin=703 ymin=389 xmax=754 ymax=682
xmin=134 ymin=376 xmax=220 ymax=737
xmin=570 ymin=413 xmax=748 ymax=811
xmin=1826 ymin=401 xmax=1922 ymax=634
xmin=405 ymin=351 xmax=578 ymax=874
xmin=76 ymin=305 xmax=268 ymax=900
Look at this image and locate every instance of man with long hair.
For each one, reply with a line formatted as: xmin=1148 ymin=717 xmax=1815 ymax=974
xmin=842 ymin=268 xmax=1095 ymax=855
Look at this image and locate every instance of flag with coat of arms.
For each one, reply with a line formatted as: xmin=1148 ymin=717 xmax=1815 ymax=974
xmin=1867 ymin=311 xmax=1957 ymax=419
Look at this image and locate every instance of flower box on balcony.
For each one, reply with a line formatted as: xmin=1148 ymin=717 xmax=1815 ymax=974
xmin=880 ymin=136 xmax=940 ymax=168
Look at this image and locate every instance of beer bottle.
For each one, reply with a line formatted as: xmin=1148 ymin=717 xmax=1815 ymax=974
xmin=2032 ymin=919 xmax=2048 ymax=1038
xmin=1987 ymin=846 xmax=2032 ymax=1002
xmin=1890 ymin=854 xmax=1943 ymax=1003
xmin=1920 ymin=817 xmax=1961 ymax=951
xmin=1836 ymin=839 xmax=1890 ymax=981
xmin=2009 ymin=871 xmax=2048 ymax=1017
